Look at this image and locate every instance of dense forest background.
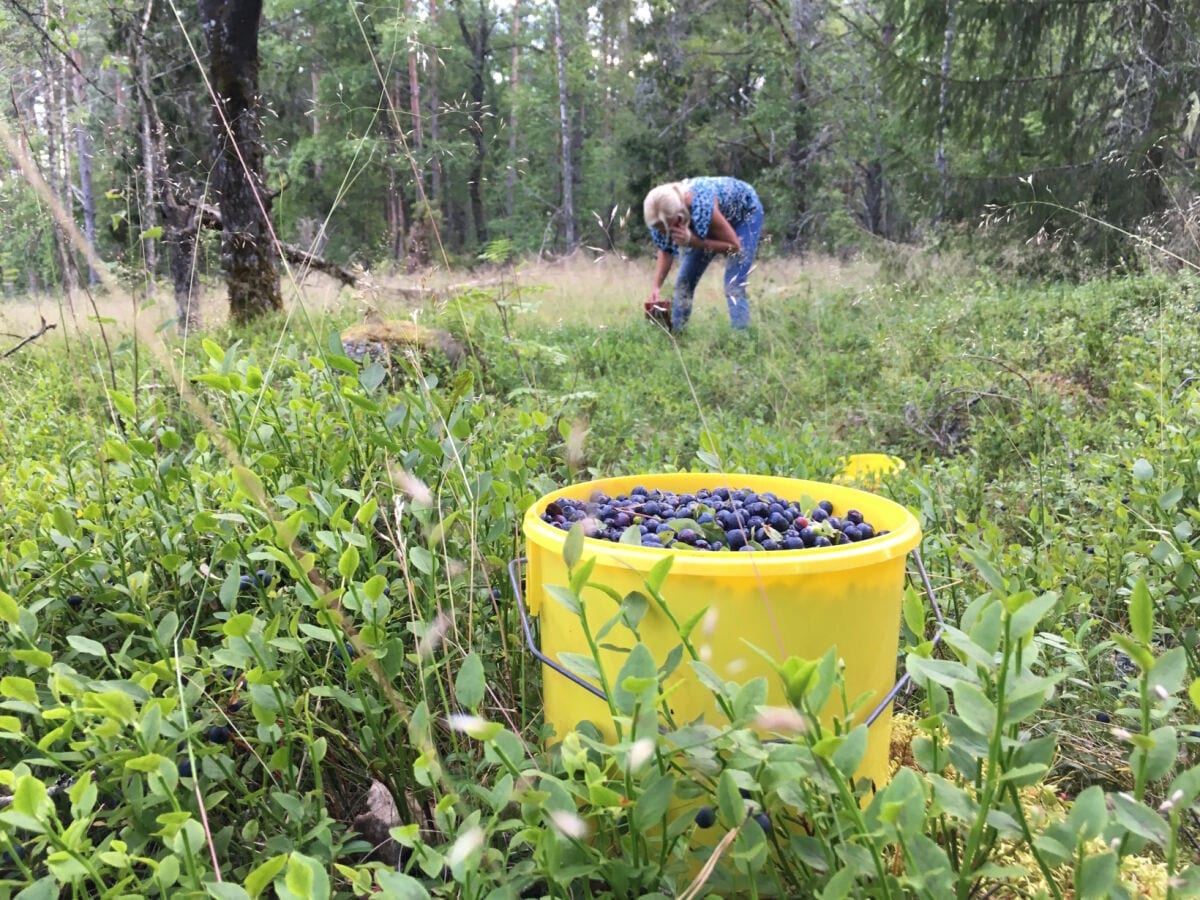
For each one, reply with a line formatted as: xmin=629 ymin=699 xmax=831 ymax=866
xmin=1 ymin=0 xmax=1199 ymax=299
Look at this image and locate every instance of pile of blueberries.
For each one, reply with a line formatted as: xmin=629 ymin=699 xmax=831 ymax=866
xmin=540 ymin=485 xmax=887 ymax=552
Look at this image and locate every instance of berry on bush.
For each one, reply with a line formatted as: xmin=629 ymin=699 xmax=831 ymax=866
xmin=540 ymin=486 xmax=885 ymax=554
xmin=694 ymin=806 xmax=716 ymax=828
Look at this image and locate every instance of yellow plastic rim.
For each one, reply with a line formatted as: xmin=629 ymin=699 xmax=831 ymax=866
xmin=523 ymin=472 xmax=922 ymax=577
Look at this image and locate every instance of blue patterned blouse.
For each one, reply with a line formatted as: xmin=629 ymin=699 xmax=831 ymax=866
xmin=649 ymin=177 xmax=761 ymax=256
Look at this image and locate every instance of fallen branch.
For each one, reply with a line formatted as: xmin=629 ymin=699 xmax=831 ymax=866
xmin=1 ymin=316 xmax=57 ymax=358
xmin=194 ymin=200 xmax=359 ymax=286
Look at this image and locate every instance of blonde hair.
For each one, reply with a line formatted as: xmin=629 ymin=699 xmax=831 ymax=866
xmin=643 ymin=182 xmax=690 ymax=232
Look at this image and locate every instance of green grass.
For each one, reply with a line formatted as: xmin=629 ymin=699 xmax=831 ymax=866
xmin=0 ymin=262 xmax=1198 ymax=897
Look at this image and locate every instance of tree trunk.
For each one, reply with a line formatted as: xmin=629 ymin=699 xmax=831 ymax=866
xmin=785 ymin=0 xmax=820 ymax=249
xmin=934 ymin=0 xmax=956 ymax=225
xmin=311 ymin=67 xmax=322 ymax=180
xmin=70 ymin=50 xmax=99 ymax=285
xmin=140 ymin=53 xmax=159 ymax=294
xmin=163 ymin=198 xmax=202 ymax=334
xmin=428 ymin=0 xmax=442 ymax=208
xmin=200 ymin=0 xmax=282 ymax=323
xmin=454 ymin=0 xmax=491 ymax=246
xmin=553 ymin=0 xmax=575 ymax=251
xmin=406 ymin=0 xmax=425 ymax=186
xmin=41 ymin=3 xmax=77 ymax=304
xmin=506 ymin=0 xmax=520 ymax=223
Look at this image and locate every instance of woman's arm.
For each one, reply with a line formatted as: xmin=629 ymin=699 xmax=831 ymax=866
xmin=670 ymin=201 xmax=741 ymax=255
xmin=650 ymin=250 xmax=674 ymax=303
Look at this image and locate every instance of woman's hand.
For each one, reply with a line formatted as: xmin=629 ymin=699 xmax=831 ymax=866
xmin=649 ymin=284 xmax=662 ymax=305
xmin=669 ymin=222 xmax=696 ymax=248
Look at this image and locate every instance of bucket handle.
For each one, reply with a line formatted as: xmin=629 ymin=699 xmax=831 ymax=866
xmin=508 ymin=557 xmax=608 ymax=702
xmin=506 ymin=548 xmax=946 ymax=725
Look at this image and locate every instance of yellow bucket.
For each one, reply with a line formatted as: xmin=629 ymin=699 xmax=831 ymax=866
xmin=519 ymin=473 xmax=922 ymax=790
xmin=834 ymin=453 xmax=907 ymax=489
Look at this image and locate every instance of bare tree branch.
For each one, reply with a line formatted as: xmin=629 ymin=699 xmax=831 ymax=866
xmin=1 ymin=316 xmax=57 ymax=359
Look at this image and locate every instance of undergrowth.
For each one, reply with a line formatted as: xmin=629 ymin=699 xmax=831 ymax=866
xmin=0 ymin=269 xmax=1199 ymax=897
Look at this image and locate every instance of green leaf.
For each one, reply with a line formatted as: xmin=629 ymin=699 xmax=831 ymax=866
xmin=1189 ymin=677 xmax=1200 ymax=713
xmin=201 ymin=340 xmax=225 ymax=364
xmin=1131 ymin=726 xmax=1178 ymax=784
xmin=11 ymin=775 xmax=47 ymax=817
xmin=614 ymin=643 xmax=657 ymax=715
xmin=338 ymin=546 xmax=360 ymax=580
xmin=110 ymin=391 xmax=136 ymax=420
xmin=961 ymin=548 xmax=1006 ymax=593
xmin=373 ymin=871 xmax=431 ymax=899
xmin=139 ymin=225 xmax=163 ymax=240
xmin=545 ymin=584 xmax=580 ymax=616
xmin=906 ymin=654 xmax=981 ymax=690
xmin=831 ymin=726 xmax=868 ymax=776
xmin=124 ymin=753 xmax=167 ymax=773
xmin=952 ymin=682 xmax=996 ymax=736
xmin=619 ymin=525 xmax=642 ymax=545
xmin=1007 ymin=591 xmax=1058 ymax=639
xmin=67 ymin=635 xmax=106 ymax=657
xmin=632 ymin=774 xmax=675 ymax=831
xmin=1064 ymin=785 xmax=1107 ymax=842
xmin=902 ymin=585 xmax=926 ymax=639
xmin=1132 ymin=458 xmax=1153 ymax=482
xmin=645 ymin=555 xmax=673 ymax=595
xmin=716 ymin=769 xmax=744 ymax=827
xmin=278 ymin=852 xmax=329 ymax=900
xmin=558 ymin=652 xmax=601 ymax=682
xmin=0 ymin=590 xmax=19 ymax=624
xmin=1109 ymin=792 xmax=1169 ymax=845
xmin=0 ymin=676 xmax=37 ymax=704
xmin=1075 ymin=851 xmax=1118 ymax=899
xmin=1150 ymin=646 xmax=1187 ymax=697
xmin=455 ymin=652 xmax=485 ymax=710
xmin=207 ymin=884 xmax=251 ymax=900
xmin=563 ymin=523 xmax=584 ymax=570
xmin=233 ymin=465 xmax=265 ymax=502
xmin=1129 ymin=577 xmax=1153 ymax=645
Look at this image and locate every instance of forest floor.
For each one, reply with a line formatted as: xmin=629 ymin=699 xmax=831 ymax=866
xmin=0 ymin=252 xmax=893 ymax=340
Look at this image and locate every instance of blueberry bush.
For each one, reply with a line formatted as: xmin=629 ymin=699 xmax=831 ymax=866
xmin=0 ymin=270 xmax=1198 ymax=897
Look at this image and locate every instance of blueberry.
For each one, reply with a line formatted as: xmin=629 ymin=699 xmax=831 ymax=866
xmin=761 ymin=540 xmax=781 ymax=551
xmin=238 ymin=574 xmax=257 ymax=591
xmin=228 ymin=697 xmax=245 ymax=713
xmin=754 ymin=812 xmax=772 ymax=835
xmin=810 ymin=508 xmax=830 ymax=523
xmin=66 ymin=594 xmax=84 ymax=610
xmin=255 ymin=569 xmax=273 ymax=587
xmin=783 ymin=536 xmax=804 ymax=550
xmin=798 ymin=527 xmax=816 ymax=547
xmin=769 ymin=512 xmax=790 ymax=531
xmin=813 ymin=536 xmax=833 ymax=548
xmin=842 ymin=525 xmax=861 ymax=542
xmin=818 ymin=500 xmax=834 ymax=514
xmin=726 ymin=529 xmax=749 ymax=550
xmin=857 ymin=523 xmax=875 ymax=539
xmin=207 ymin=725 xmax=232 ymax=744
xmin=695 ymin=806 xmax=716 ymax=828
xmin=1095 ymin=712 xmax=1111 ymax=723
xmin=827 ymin=516 xmax=842 ymax=530
xmin=846 ymin=509 xmax=864 ymax=525
xmin=676 ymin=529 xmax=698 ymax=545
xmin=178 ymin=759 xmax=193 ymax=778
xmin=697 ymin=512 xmax=714 ymax=525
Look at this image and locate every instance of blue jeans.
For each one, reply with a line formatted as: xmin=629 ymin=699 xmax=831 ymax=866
xmin=672 ymin=201 xmax=764 ymax=332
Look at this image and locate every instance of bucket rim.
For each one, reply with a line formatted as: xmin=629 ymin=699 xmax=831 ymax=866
xmin=522 ymin=472 xmax=921 ymax=576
